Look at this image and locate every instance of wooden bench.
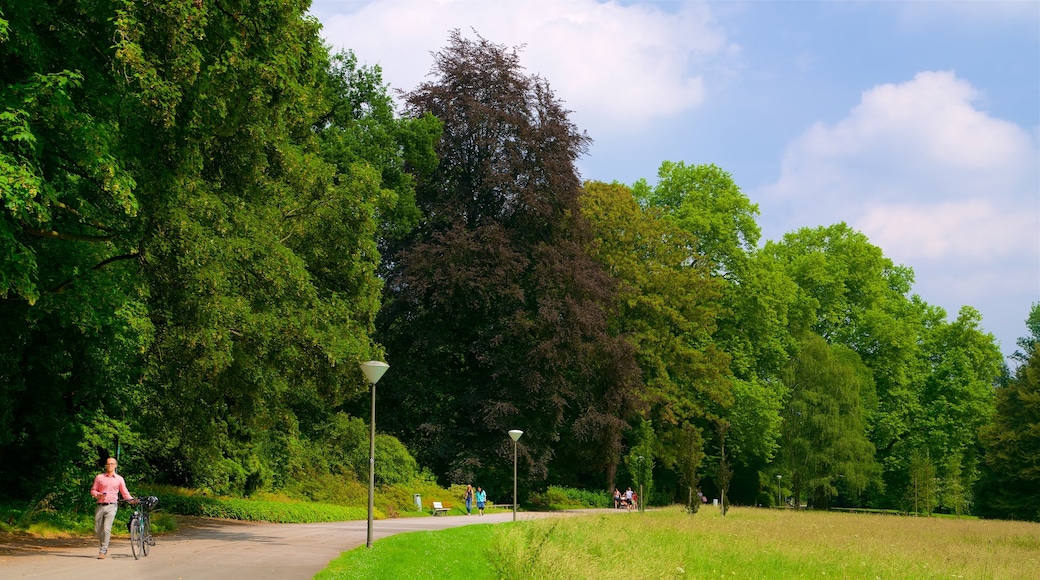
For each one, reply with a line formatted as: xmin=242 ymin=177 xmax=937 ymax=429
xmin=432 ymin=501 xmax=450 ymax=516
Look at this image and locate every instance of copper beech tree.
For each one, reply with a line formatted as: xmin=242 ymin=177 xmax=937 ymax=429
xmin=376 ymin=31 xmax=641 ymax=493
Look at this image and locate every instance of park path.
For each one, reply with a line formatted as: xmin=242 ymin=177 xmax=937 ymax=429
xmin=0 ymin=509 xmax=609 ymax=579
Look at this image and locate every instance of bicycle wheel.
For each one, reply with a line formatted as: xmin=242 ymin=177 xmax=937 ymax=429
xmin=129 ymin=515 xmax=142 ymax=560
xmin=141 ymin=513 xmax=150 ymax=556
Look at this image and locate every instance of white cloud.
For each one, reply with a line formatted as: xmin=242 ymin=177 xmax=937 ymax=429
xmin=312 ymin=0 xmax=735 ymax=128
xmin=856 ymin=200 xmax=1035 ymax=262
xmin=761 ymin=71 xmax=1039 ymax=277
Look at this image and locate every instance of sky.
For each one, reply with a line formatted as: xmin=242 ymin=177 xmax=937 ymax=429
xmin=309 ymin=0 xmax=1040 ymax=361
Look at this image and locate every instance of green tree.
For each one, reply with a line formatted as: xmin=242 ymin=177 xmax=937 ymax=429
xmin=624 ymin=419 xmax=656 ymax=511
xmin=581 ymin=180 xmax=730 ymax=491
xmin=977 ymin=305 xmax=1040 ymax=521
xmin=0 ymin=1 xmax=424 ymax=501
xmin=633 ymin=162 xmax=760 ymax=277
xmin=0 ymin=0 xmax=155 ymax=505
xmin=633 ymin=162 xmax=792 ymax=503
xmin=778 ymin=334 xmax=878 ymax=509
xmin=764 ymin=223 xmax=924 ymax=507
xmin=116 ymin=0 xmax=404 ymax=493
xmin=376 ymin=31 xmax=640 ymax=491
xmin=906 ymin=306 xmax=1001 ymax=513
xmin=905 ymin=451 xmax=937 ymax=515
xmin=1011 ymin=301 xmax=1039 ymax=363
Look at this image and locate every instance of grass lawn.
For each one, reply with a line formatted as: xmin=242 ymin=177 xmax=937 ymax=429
xmin=316 ymin=524 xmax=500 ymax=580
xmin=315 ymin=506 xmax=1040 ymax=579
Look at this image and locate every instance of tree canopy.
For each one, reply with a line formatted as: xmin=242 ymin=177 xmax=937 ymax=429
xmin=0 ymin=0 xmax=434 ymax=502
xmin=375 ymin=31 xmax=640 ymax=492
xmin=0 ymin=14 xmax=1018 ymax=519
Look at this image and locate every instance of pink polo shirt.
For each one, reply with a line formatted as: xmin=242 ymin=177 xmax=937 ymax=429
xmin=91 ymin=472 xmax=132 ymax=505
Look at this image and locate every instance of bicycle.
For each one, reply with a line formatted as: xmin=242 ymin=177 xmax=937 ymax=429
xmin=120 ymin=496 xmax=159 ymax=559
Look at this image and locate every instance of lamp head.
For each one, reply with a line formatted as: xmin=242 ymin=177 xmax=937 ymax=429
xmin=359 ymin=360 xmax=389 ymax=384
xmin=508 ymin=429 xmax=523 ymax=441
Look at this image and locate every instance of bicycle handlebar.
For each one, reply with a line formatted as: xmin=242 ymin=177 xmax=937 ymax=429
xmin=121 ymin=495 xmax=160 ymax=510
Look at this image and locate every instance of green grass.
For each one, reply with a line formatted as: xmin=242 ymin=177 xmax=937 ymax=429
xmin=0 ymin=501 xmax=178 ymax=538
xmin=316 ymin=524 xmax=500 ymax=580
xmin=315 ymin=506 xmax=1040 ymax=579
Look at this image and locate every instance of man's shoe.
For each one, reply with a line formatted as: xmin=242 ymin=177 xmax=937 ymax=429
xmin=98 ymin=552 xmax=106 ymax=559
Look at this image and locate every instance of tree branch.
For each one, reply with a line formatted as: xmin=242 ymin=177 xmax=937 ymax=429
xmin=23 ymin=227 xmax=113 ymax=242
xmin=49 ymin=252 xmax=140 ymax=294
xmin=53 ymin=201 xmax=113 ymax=233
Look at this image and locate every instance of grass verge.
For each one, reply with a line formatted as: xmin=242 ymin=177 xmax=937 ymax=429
xmin=316 ymin=524 xmax=500 ymax=580
xmin=0 ymin=502 xmax=178 ymax=538
xmin=316 ymin=506 xmax=1040 ymax=579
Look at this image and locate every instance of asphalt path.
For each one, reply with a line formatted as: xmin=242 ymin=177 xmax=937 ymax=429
xmin=0 ymin=509 xmax=608 ymax=579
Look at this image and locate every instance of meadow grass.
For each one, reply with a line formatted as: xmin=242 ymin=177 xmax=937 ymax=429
xmin=316 ymin=506 xmax=1040 ymax=579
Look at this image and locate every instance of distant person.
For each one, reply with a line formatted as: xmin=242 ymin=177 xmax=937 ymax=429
xmin=632 ymin=491 xmax=639 ymax=510
xmin=465 ymin=484 xmax=474 ymax=515
xmin=613 ymin=488 xmax=622 ymax=509
xmin=476 ymin=486 xmax=487 ymax=515
xmin=90 ymin=457 xmax=134 ymax=559
xmin=624 ymin=487 xmax=634 ymax=510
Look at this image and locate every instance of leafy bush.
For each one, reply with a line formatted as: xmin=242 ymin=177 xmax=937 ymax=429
xmin=148 ymin=491 xmax=370 ymax=523
xmin=0 ymin=499 xmax=177 ymax=536
xmin=372 ymin=434 xmax=419 ymax=485
xmin=281 ymin=473 xmax=368 ymax=506
xmin=527 ymin=486 xmax=610 ymax=510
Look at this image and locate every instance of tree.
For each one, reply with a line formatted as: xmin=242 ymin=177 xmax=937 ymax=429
xmin=778 ymin=334 xmax=878 ymax=509
xmin=633 ymin=162 xmax=760 ymax=277
xmin=764 ymin=223 xmax=924 ymax=507
xmin=977 ymin=304 xmax=1040 ymax=521
xmin=581 ymin=180 xmax=730 ymax=491
xmin=376 ymin=31 xmax=640 ymax=491
xmin=906 ymin=451 xmax=937 ymax=515
xmin=624 ymin=419 xmax=656 ymax=511
xmin=1011 ymin=301 xmax=1039 ymax=364
xmin=906 ymin=306 xmax=1001 ymax=513
xmin=714 ymin=420 xmax=734 ymax=515
xmin=631 ymin=163 xmax=791 ymax=498
xmin=0 ymin=0 xmax=158 ymax=505
xmin=0 ymin=1 xmax=422 ymax=501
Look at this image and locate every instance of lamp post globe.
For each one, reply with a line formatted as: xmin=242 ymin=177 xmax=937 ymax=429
xmin=360 ymin=361 xmax=389 ymax=549
xmin=508 ymin=430 xmax=523 ymax=521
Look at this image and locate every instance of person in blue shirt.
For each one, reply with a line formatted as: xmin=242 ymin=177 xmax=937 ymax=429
xmin=475 ymin=487 xmax=487 ymax=515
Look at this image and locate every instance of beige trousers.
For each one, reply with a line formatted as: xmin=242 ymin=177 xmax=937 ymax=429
xmin=94 ymin=503 xmax=118 ymax=554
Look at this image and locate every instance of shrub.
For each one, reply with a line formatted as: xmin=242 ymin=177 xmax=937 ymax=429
xmin=528 ymin=486 xmax=610 ymax=510
xmin=146 ymin=491 xmax=370 ymax=523
xmin=281 ymin=473 xmax=368 ymax=506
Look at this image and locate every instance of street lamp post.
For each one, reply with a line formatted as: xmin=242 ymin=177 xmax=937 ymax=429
xmin=360 ymin=360 xmax=389 ymax=549
xmin=776 ymin=474 xmax=782 ymax=508
xmin=508 ymin=430 xmax=523 ymax=522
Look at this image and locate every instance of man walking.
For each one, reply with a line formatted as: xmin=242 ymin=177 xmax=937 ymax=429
xmin=90 ymin=457 xmax=134 ymax=559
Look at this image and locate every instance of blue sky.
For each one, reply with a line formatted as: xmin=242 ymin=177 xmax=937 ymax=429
xmin=310 ymin=1 xmax=1040 ymax=361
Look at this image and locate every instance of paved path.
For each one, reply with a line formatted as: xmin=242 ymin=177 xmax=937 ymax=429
xmin=0 ymin=510 xmax=606 ymax=579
